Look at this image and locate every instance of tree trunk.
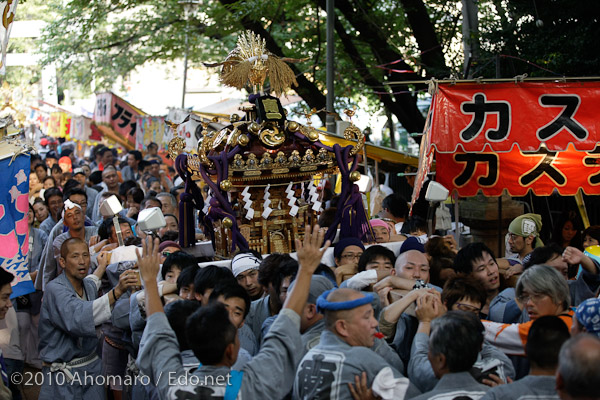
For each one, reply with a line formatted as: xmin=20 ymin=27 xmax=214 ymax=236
xmin=399 ymin=0 xmax=450 ymax=77
xmin=335 ymin=0 xmax=426 ymax=134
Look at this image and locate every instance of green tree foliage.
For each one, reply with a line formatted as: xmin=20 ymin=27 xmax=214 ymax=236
xmin=475 ymin=0 xmax=600 ymax=78
xmin=37 ymin=0 xmax=600 ymax=131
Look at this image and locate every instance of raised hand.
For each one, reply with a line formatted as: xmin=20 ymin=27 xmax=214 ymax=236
xmin=116 ymin=269 xmax=141 ymax=295
xmin=136 ymin=237 xmax=161 ymax=285
xmin=415 ymin=292 xmax=445 ymax=323
xmin=295 ymin=224 xmax=331 ymax=275
xmin=97 ymin=251 xmax=110 ymax=269
xmin=562 ymin=246 xmax=584 ymax=265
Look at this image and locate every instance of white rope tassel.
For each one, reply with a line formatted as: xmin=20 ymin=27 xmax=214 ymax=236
xmin=285 ymin=182 xmax=299 ymax=216
xmin=242 ymin=186 xmax=254 ymax=220
xmin=202 ymin=190 xmax=211 ymax=214
xmin=262 ymin=184 xmax=272 ymax=219
xmin=311 ymin=178 xmax=322 ymax=212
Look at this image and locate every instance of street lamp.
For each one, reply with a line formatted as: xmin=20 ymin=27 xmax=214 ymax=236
xmin=179 ymin=0 xmax=200 ymax=109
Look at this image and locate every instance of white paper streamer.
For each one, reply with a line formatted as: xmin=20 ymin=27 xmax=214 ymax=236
xmin=262 ymin=185 xmax=272 ymax=219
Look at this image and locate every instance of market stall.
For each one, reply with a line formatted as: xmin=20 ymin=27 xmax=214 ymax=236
xmin=414 ymin=79 xmax=600 ymax=252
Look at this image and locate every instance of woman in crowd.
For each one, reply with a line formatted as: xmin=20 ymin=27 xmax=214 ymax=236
xmin=32 ymin=198 xmax=49 ymax=226
xmin=551 ymin=211 xmax=583 ymax=251
xmin=582 ymin=225 xmax=600 ymax=249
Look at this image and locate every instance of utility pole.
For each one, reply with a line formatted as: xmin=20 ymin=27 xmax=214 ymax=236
xmin=179 ymin=0 xmax=200 ymax=109
xmin=326 ymin=0 xmax=335 ymax=133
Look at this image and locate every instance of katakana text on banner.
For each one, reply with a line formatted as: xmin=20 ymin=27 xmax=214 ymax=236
xmin=436 ymin=144 xmax=600 ymax=197
xmin=93 ymin=92 xmax=145 ymax=147
xmin=430 ymin=82 xmax=600 ymax=153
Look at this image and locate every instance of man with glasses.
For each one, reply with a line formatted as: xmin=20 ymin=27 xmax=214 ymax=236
xmin=333 ymin=238 xmax=365 ymax=286
xmin=72 ymin=168 xmax=98 ymax=219
xmin=91 ymin=166 xmax=121 ymax=223
xmin=45 ymin=187 xmax=96 ymax=246
xmin=503 ymin=213 xmax=544 ymax=279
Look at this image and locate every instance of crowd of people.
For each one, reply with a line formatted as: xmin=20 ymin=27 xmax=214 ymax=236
xmin=0 ymin=137 xmax=599 ymax=400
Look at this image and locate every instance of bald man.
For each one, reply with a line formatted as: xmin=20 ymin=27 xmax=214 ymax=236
xmin=556 ymin=334 xmax=600 ymax=400
xmin=293 ymin=288 xmax=418 ymax=400
xmin=371 ymin=248 xmax=440 ymax=367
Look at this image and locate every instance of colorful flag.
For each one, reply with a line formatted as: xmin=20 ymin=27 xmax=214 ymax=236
xmin=0 ymin=152 xmax=35 ymax=298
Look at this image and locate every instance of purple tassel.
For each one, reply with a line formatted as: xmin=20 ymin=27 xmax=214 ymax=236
xmin=175 ymin=154 xmax=205 ymax=248
xmin=199 ymin=148 xmax=249 ymax=253
xmin=324 ymin=144 xmax=374 ymax=244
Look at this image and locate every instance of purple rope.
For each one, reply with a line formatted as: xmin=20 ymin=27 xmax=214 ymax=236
xmin=324 ymin=144 xmax=374 ymax=244
xmin=175 ymin=154 xmax=205 ymax=248
xmin=292 ymin=131 xmax=332 ymax=151
xmin=202 ymin=147 xmax=249 ymax=252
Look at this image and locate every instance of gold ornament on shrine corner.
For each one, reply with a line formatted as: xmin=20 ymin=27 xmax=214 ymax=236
xmin=220 ymin=180 xmax=232 ymax=191
xmin=287 ymin=121 xmax=299 ymax=132
xmin=237 ymin=134 xmax=250 ymax=146
xmin=197 ymin=135 xmax=215 ymax=168
xmin=222 ymin=217 xmax=234 ymax=228
xmin=167 ymin=137 xmax=186 ymax=161
xmin=349 ymin=171 xmax=361 ymax=182
xmin=344 ymin=124 xmax=364 ymax=156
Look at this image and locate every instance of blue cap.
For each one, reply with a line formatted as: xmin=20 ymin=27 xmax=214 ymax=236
xmin=400 ymin=236 xmax=425 ymax=254
xmin=576 ymin=298 xmax=600 ymax=337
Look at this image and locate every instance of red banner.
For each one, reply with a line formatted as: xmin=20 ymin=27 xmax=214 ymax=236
xmin=436 ymin=144 xmax=600 ymax=196
xmin=430 ymin=81 xmax=600 ymax=153
xmin=93 ymin=92 xmax=145 ymax=147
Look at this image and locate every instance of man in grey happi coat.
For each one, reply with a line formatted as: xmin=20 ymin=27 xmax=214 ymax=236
xmin=407 ymin=310 xmax=489 ymax=400
xmin=38 ymin=238 xmax=139 ymax=399
xmin=408 ymin=291 xmax=515 ymax=392
xmin=294 ymin=287 xmax=416 ymax=400
xmin=296 ymin=276 xmax=405 ymax=374
xmin=136 ymin=225 xmax=331 ymax=399
xmin=481 ymin=315 xmax=570 ymax=400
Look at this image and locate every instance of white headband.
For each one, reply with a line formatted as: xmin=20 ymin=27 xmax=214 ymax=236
xmin=62 ymin=199 xmax=81 ymax=219
xmin=231 ymin=253 xmax=261 ymax=277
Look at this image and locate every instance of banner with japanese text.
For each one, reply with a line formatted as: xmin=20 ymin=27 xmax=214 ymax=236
xmin=46 ymin=112 xmax=70 ymax=138
xmin=436 ymin=144 xmax=600 ymax=197
xmin=0 ymin=0 xmax=18 ymax=75
xmin=430 ymin=81 xmax=600 ymax=153
xmin=0 ymin=153 xmax=35 ymax=298
xmin=93 ymin=92 xmax=146 ymax=147
xmin=135 ymin=116 xmax=166 ymax=151
xmin=70 ymin=116 xmax=91 ymax=141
